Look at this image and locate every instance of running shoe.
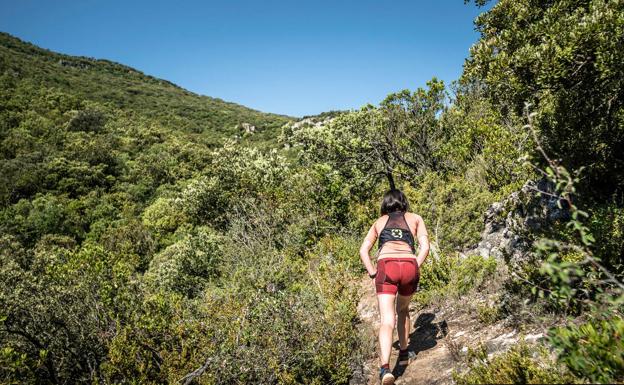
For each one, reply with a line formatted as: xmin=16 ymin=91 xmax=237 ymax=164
xmin=398 ymin=349 xmax=416 ymax=365
xmin=379 ymin=367 xmax=395 ymax=385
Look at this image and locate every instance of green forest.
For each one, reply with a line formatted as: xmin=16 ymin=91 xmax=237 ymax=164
xmin=0 ymin=0 xmax=622 ymax=384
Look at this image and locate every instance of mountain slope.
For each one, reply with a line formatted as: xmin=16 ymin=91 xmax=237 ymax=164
xmin=0 ymin=32 xmax=294 ymax=143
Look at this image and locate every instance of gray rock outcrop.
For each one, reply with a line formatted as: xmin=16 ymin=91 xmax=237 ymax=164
xmin=468 ymin=179 xmax=570 ymax=267
xmin=240 ymin=122 xmax=256 ymax=134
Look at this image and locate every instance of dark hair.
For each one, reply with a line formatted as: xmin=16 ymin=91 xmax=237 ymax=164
xmin=380 ymin=189 xmax=410 ymax=215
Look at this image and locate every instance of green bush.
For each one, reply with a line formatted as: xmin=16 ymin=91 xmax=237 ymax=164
xmin=464 ymin=0 xmax=624 ymax=197
xmin=66 ymin=108 xmax=107 ymax=133
xmin=415 ymin=253 xmax=498 ymax=307
xmin=438 ymin=83 xmax=532 ymax=191
xmin=549 ymin=316 xmax=624 ymax=384
xmin=416 ymin=251 xmax=456 ymax=293
xmin=453 ymin=342 xmax=578 ymax=384
xmin=0 ymin=242 xmax=139 ymax=384
xmin=454 ymin=254 xmax=498 ymax=295
xmin=477 ymin=304 xmax=501 ymax=325
xmin=144 ymin=226 xmax=222 ymax=297
xmin=588 ymin=204 xmax=624 ymax=276
xmin=406 ymin=173 xmax=496 ymax=253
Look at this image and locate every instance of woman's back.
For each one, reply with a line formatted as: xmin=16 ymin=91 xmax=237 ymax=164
xmin=374 ymin=211 xmax=420 ymax=257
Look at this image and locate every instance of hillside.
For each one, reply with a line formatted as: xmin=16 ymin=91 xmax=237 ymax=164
xmin=0 ymin=32 xmax=294 ymax=144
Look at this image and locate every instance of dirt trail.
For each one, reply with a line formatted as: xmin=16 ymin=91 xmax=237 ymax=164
xmin=353 ymin=276 xmax=529 ymax=385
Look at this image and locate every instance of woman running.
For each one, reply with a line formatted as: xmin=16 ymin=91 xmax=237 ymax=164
xmin=359 ymin=189 xmax=430 ymax=385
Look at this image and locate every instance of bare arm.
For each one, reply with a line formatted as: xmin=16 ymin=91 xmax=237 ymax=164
xmin=415 ymin=215 xmax=430 ymax=267
xmin=359 ymin=222 xmax=378 ymax=277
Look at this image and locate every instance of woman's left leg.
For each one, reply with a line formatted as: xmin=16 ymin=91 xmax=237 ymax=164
xmin=396 ymin=294 xmax=412 ymax=351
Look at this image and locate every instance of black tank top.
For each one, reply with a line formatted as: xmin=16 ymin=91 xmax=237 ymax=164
xmin=378 ymin=211 xmax=416 ymax=254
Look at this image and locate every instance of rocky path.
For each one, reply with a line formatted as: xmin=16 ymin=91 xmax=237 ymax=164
xmin=353 ymin=276 xmax=534 ymax=385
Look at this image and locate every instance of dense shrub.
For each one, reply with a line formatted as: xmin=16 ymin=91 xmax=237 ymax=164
xmin=588 ymin=204 xmax=624 ymax=275
xmin=144 ymin=226 xmax=222 ymax=297
xmin=0 ymin=242 xmax=140 ymax=384
xmin=406 ymin=173 xmax=497 ymax=253
xmin=415 ymin=253 xmax=498 ymax=308
xmin=438 ymin=82 xmax=532 ymax=191
xmin=464 ymin=0 xmax=624 ymax=198
xmin=453 ymin=342 xmax=577 ymax=384
xmin=549 ymin=316 xmax=624 ymax=384
xmin=66 ymin=109 xmax=107 ymax=133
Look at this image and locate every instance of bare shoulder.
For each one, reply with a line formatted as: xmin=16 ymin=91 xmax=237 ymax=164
xmin=406 ymin=212 xmax=423 ymax=223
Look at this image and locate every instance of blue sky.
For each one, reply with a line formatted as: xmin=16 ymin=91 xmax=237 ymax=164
xmin=0 ymin=0 xmax=491 ymax=117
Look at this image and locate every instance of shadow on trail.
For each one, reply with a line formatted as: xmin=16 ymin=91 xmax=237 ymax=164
xmin=391 ymin=312 xmax=448 ymax=379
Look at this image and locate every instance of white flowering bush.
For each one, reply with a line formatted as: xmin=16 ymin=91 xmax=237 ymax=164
xmin=144 ymin=226 xmax=223 ymax=297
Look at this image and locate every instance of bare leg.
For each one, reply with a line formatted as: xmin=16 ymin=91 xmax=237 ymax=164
xmin=377 ymin=293 xmax=396 ymax=366
xmin=396 ymin=294 xmax=412 ymax=350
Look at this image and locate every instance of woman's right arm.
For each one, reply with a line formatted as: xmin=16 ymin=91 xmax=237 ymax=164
xmin=359 ymin=221 xmax=378 ymax=277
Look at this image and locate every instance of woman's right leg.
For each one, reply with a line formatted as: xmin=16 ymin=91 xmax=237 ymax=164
xmin=377 ymin=293 xmax=396 ymax=366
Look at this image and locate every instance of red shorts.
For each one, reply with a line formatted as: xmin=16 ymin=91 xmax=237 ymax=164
xmin=375 ymin=258 xmax=420 ymax=296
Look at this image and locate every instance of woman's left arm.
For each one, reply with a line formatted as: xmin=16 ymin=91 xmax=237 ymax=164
xmin=415 ymin=215 xmax=430 ymax=267
xmin=359 ymin=222 xmax=378 ymax=278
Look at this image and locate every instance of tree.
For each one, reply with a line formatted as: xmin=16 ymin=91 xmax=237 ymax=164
xmin=464 ymin=0 xmax=624 ymax=197
xmin=290 ymin=79 xmax=448 ymax=191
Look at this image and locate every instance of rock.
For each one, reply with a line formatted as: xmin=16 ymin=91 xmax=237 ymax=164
xmin=523 ymin=333 xmax=544 ymax=343
xmin=467 ymin=179 xmax=570 ymax=267
xmin=289 ymin=116 xmax=335 ymax=130
xmin=240 ymin=122 xmax=256 ymax=134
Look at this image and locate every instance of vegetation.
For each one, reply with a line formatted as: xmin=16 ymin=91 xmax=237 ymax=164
xmin=1 ymin=0 xmax=623 ymax=383
xmin=414 ymin=253 xmax=499 ymax=309
xmin=453 ymin=342 xmax=578 ymax=384
xmin=0 ymin=33 xmax=294 ymax=148
xmin=465 ymin=0 xmax=624 ymax=197
xmin=461 ymin=0 xmax=624 ymax=382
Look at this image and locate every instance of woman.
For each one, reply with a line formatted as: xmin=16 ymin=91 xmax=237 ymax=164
xmin=359 ymin=189 xmax=430 ymax=385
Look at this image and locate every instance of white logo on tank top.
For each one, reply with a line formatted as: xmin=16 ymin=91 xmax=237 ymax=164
xmin=391 ymin=229 xmax=403 ymax=238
